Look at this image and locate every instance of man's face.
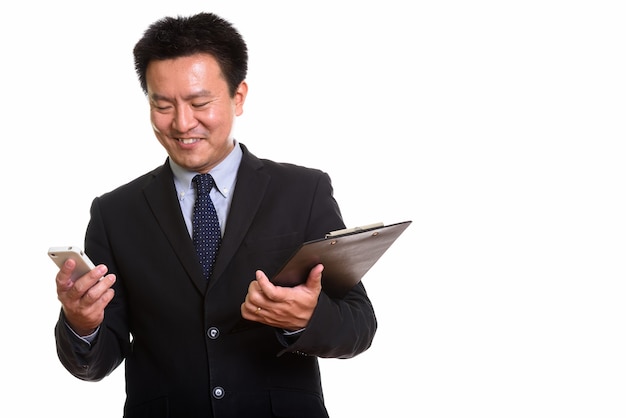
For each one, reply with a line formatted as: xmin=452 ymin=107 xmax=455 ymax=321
xmin=146 ymin=53 xmax=247 ymax=173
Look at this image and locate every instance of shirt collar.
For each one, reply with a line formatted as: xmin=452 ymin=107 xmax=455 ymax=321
xmin=170 ymin=140 xmax=243 ymax=199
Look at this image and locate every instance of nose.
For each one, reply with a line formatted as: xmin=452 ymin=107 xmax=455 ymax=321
xmin=172 ymin=104 xmax=198 ymax=133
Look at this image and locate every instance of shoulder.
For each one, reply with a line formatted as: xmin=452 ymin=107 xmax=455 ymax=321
xmin=96 ymin=160 xmax=171 ymax=203
xmin=240 ymin=143 xmax=328 ymax=182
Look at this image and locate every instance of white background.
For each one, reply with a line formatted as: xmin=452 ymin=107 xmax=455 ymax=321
xmin=1 ymin=1 xmax=625 ymax=417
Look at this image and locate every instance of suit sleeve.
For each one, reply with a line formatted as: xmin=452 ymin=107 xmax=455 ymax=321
xmin=54 ymin=310 xmax=124 ymax=381
xmin=54 ymin=197 xmax=130 ymax=381
xmin=278 ymin=171 xmax=378 ymax=358
xmin=279 ymin=283 xmax=377 ymax=359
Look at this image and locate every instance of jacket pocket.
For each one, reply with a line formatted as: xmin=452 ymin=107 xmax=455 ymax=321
xmin=270 ymin=389 xmax=329 ymax=418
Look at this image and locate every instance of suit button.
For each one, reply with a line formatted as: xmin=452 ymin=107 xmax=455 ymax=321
xmin=212 ymin=386 xmax=225 ymax=399
xmin=207 ymin=327 xmax=220 ymax=339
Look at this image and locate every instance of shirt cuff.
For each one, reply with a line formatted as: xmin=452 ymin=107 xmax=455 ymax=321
xmin=65 ymin=322 xmax=100 ymax=346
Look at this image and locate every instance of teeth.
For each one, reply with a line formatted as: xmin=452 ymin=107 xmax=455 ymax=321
xmin=179 ymin=138 xmax=200 ymax=144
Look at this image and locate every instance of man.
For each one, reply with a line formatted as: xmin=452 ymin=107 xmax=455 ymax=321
xmin=54 ymin=12 xmax=377 ymax=418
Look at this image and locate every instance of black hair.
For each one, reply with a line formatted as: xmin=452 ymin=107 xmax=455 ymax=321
xmin=133 ymin=12 xmax=248 ymax=97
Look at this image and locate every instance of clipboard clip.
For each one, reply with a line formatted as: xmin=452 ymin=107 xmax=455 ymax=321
xmin=325 ymin=222 xmax=384 ymax=238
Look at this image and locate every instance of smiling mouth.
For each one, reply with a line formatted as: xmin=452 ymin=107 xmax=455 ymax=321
xmin=177 ymin=138 xmax=202 ymax=144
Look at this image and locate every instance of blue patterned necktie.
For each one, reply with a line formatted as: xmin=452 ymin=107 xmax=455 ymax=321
xmin=192 ymin=173 xmax=221 ymax=280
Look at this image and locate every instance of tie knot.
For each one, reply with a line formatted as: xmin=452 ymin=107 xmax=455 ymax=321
xmin=193 ymin=173 xmax=215 ymax=196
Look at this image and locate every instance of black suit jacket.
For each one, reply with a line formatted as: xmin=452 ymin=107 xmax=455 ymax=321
xmin=55 ymin=143 xmax=377 ymax=418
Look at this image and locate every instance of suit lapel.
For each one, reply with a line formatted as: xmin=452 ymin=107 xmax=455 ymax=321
xmin=143 ymin=160 xmax=208 ymax=294
xmin=141 ymin=146 xmax=269 ymax=295
xmin=209 ymin=146 xmax=269 ymax=288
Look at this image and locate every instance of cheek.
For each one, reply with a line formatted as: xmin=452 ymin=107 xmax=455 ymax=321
xmin=150 ymin=111 xmax=171 ymax=133
xmin=196 ymin=109 xmax=218 ymax=126
xmin=197 ymin=106 xmax=234 ymax=128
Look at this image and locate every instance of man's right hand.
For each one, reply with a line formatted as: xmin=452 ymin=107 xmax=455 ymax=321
xmin=56 ymin=258 xmax=116 ymax=336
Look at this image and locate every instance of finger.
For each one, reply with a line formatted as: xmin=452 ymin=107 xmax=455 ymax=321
xmin=56 ymin=258 xmax=78 ymax=288
xmin=304 ymin=264 xmax=324 ymax=290
xmin=81 ymin=273 xmax=116 ymax=305
xmin=70 ymin=265 xmax=108 ymax=296
xmin=240 ymin=299 xmax=262 ymax=319
xmin=88 ymin=264 xmax=108 ymax=282
xmin=241 ymin=291 xmax=258 ymax=313
xmin=60 ymin=274 xmax=116 ymax=336
xmin=254 ymin=270 xmax=277 ymax=297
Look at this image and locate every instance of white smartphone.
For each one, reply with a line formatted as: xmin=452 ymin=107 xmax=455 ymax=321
xmin=48 ymin=245 xmax=96 ymax=281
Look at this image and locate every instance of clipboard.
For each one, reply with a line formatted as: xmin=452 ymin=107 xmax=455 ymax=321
xmin=271 ymin=220 xmax=412 ymax=297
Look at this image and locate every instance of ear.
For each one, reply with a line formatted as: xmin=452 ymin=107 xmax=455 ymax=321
xmin=234 ymin=81 xmax=248 ymax=116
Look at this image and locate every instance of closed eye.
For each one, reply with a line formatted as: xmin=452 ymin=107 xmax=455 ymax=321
xmin=192 ymin=101 xmax=211 ymax=109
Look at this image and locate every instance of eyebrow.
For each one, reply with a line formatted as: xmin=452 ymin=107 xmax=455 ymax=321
xmin=150 ymin=90 xmax=213 ymax=102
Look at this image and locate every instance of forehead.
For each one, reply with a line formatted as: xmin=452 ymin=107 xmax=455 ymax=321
xmin=146 ymin=54 xmax=226 ymax=95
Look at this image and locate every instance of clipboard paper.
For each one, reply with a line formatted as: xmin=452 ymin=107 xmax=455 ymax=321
xmin=271 ymin=220 xmax=412 ymax=297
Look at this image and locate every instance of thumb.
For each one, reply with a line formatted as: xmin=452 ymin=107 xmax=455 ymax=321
xmin=304 ymin=264 xmax=324 ymax=290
